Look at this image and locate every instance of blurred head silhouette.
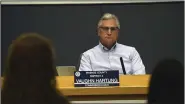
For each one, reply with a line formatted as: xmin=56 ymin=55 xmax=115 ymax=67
xmin=2 ymin=33 xmax=69 ymax=104
xmin=147 ymin=58 xmax=184 ymax=104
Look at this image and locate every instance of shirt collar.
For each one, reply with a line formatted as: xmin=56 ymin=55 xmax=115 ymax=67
xmin=99 ymin=41 xmax=117 ymax=51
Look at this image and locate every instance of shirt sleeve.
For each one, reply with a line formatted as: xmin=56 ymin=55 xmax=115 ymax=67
xmin=79 ymin=53 xmax=93 ymax=71
xmin=131 ymin=48 xmax=146 ymax=74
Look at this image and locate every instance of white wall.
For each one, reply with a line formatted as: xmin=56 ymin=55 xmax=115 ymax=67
xmin=1 ymin=0 xmax=180 ymax=4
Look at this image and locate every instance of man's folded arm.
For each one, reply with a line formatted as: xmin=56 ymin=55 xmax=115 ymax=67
xmin=79 ymin=53 xmax=92 ymax=71
xmin=131 ymin=48 xmax=146 ymax=75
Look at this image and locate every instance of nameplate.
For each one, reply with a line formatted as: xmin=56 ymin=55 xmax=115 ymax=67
xmin=74 ymin=71 xmax=119 ymax=87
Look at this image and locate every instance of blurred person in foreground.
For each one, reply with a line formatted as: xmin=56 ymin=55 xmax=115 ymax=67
xmin=79 ymin=13 xmax=145 ymax=74
xmin=147 ymin=58 xmax=184 ymax=104
xmin=1 ymin=33 xmax=70 ymax=104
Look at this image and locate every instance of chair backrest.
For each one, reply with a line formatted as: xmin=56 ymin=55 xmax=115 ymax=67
xmin=56 ymin=66 xmax=76 ymax=76
xmin=76 ymin=53 xmax=83 ymax=71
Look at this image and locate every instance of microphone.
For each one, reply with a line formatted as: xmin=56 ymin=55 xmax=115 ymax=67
xmin=120 ymin=57 xmax=126 ymax=75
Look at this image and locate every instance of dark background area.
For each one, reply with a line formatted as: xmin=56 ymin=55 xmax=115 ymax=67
xmin=2 ymin=1 xmax=184 ymax=74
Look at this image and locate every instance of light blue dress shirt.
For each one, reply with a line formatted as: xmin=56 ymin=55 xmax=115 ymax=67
xmin=79 ymin=42 xmax=145 ymax=75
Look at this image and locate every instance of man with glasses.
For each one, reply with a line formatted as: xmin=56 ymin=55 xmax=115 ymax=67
xmin=79 ymin=13 xmax=145 ymax=75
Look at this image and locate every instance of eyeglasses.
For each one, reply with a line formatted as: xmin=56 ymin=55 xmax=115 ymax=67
xmin=99 ymin=26 xmax=119 ymax=32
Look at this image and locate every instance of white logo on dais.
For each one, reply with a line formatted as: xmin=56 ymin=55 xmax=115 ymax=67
xmin=75 ymin=72 xmax=80 ymax=77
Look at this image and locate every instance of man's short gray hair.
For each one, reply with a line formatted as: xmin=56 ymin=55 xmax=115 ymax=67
xmin=98 ymin=13 xmax=120 ymax=29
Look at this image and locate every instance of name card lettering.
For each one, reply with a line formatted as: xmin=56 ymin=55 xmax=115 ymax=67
xmin=74 ymin=71 xmax=119 ymax=87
